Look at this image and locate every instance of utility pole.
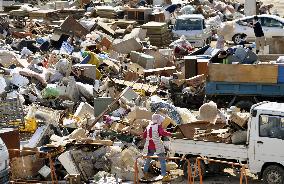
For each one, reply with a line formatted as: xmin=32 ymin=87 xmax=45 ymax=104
xmin=244 ymin=0 xmax=256 ymax=16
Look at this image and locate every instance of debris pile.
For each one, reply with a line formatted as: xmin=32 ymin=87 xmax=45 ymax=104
xmin=0 ymin=0 xmax=283 ymax=183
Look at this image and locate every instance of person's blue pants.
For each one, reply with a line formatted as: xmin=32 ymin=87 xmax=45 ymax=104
xmin=143 ymin=150 xmax=167 ymax=176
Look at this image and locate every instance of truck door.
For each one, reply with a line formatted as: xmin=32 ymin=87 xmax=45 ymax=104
xmin=254 ymin=115 xmax=284 ymax=165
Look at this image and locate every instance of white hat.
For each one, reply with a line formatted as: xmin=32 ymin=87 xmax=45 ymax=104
xmin=152 ymin=114 xmax=165 ymax=125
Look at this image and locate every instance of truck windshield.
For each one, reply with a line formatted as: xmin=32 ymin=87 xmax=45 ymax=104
xmin=175 ymin=18 xmax=203 ymax=31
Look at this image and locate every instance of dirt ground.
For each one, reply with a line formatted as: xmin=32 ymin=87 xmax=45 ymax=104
xmin=236 ymin=0 xmax=284 ymax=16
xmin=257 ymin=0 xmax=284 ymax=16
xmin=150 ymin=169 xmax=262 ymax=184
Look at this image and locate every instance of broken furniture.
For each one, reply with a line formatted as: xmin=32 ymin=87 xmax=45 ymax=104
xmin=96 ymin=6 xmax=122 ymax=19
xmin=141 ymin=22 xmax=171 ymax=47
xmin=125 ymin=8 xmax=152 ymax=24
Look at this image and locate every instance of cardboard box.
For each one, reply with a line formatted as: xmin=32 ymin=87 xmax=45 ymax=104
xmin=126 ymin=107 xmax=153 ymax=122
xmin=230 ymin=112 xmax=250 ymax=128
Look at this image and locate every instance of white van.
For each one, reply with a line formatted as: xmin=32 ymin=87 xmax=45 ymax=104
xmin=172 ymin=14 xmax=212 ymax=48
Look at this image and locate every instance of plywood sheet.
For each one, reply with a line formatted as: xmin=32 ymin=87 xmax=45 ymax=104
xmin=208 ymin=64 xmax=278 ymax=83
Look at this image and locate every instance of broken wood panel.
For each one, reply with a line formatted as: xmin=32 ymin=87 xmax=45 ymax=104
xmin=208 ymin=64 xmax=278 ymax=83
xmin=60 ymin=15 xmax=89 ymax=36
xmin=175 ymin=121 xmax=226 ymax=139
xmin=113 ymin=79 xmax=158 ymax=93
xmin=144 ymin=66 xmax=176 ymax=77
xmin=11 ymin=155 xmax=45 ymax=179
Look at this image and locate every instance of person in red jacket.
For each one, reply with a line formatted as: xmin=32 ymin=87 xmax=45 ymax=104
xmin=142 ymin=114 xmax=172 ymax=182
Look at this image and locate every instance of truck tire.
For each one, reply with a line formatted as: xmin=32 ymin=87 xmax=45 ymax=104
xmin=232 ymin=34 xmax=242 ymax=45
xmin=235 ymin=101 xmax=254 ymax=112
xmin=263 ymin=165 xmax=284 ymax=184
xmin=183 ymin=158 xmax=205 ymax=180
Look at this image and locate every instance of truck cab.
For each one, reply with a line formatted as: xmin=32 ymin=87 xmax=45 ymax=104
xmin=172 ymin=14 xmax=211 ymax=48
xmin=170 ymin=101 xmax=284 ymax=183
xmin=248 ymin=102 xmax=284 ymax=183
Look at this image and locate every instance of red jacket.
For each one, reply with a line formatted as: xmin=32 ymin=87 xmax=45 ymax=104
xmin=143 ymin=125 xmax=171 ymax=150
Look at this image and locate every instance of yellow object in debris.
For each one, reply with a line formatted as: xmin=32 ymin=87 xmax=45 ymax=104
xmin=88 ymin=52 xmax=102 ymax=79
xmin=87 ymin=51 xmax=101 ymax=66
xmin=162 ymin=117 xmax=176 ymax=129
xmin=20 ymin=118 xmax=38 ymax=133
xmin=96 ymin=68 xmax=102 ymax=80
xmin=134 ymin=89 xmax=146 ymax=96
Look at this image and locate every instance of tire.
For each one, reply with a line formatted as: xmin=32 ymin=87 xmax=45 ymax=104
xmin=235 ymin=101 xmax=254 ymax=112
xmin=232 ymin=34 xmax=242 ymax=45
xmin=183 ymin=158 xmax=205 ymax=180
xmin=263 ymin=165 xmax=284 ymax=184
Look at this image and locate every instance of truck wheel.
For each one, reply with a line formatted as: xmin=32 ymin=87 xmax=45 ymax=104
xmin=232 ymin=34 xmax=242 ymax=45
xmin=235 ymin=101 xmax=254 ymax=112
xmin=183 ymin=158 xmax=205 ymax=180
xmin=263 ymin=165 xmax=284 ymax=184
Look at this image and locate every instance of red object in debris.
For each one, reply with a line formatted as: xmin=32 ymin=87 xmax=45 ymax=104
xmin=42 ymin=58 xmax=48 ymax=68
xmin=12 ymin=32 xmax=33 ymax=39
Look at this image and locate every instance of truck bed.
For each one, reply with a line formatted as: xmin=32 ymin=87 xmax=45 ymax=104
xmin=206 ymin=82 xmax=284 ymax=96
xmin=171 ymin=139 xmax=248 ymax=161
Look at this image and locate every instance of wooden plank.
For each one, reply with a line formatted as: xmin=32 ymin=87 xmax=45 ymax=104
xmin=144 ymin=66 xmax=176 ymax=77
xmin=60 ymin=15 xmax=89 ymax=36
xmin=208 ymin=64 xmax=278 ymax=83
xmin=75 ymin=139 xmax=113 ymax=146
xmin=113 ymin=79 xmax=158 ymax=93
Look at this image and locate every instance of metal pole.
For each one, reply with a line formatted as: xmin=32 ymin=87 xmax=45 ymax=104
xmin=198 ymin=159 xmax=203 ymax=184
xmin=187 ymin=159 xmax=192 ymax=184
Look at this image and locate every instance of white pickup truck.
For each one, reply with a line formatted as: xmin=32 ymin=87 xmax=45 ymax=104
xmin=170 ymin=102 xmax=284 ymax=184
xmin=0 ymin=138 xmax=9 ymax=184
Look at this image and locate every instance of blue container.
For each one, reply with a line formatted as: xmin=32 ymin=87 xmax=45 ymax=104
xmin=278 ymin=65 xmax=284 ymax=83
